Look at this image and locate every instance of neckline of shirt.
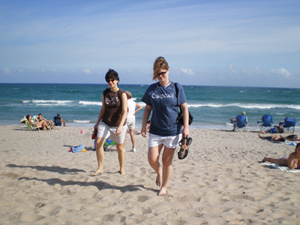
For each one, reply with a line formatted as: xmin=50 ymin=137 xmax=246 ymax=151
xmin=157 ymin=81 xmax=172 ymax=88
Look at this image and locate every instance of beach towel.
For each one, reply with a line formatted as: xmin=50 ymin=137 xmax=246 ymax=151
xmin=285 ymin=141 xmax=300 ymax=146
xmin=69 ymin=145 xmax=86 ymax=153
xmin=259 ymin=162 xmax=300 ymax=173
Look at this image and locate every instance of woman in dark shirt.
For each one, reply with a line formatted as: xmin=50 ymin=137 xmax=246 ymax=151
xmin=93 ymin=69 xmax=127 ymax=176
xmin=141 ymin=57 xmax=190 ymax=196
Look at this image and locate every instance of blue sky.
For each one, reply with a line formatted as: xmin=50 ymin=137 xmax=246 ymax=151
xmin=1 ymin=0 xmax=300 ymax=88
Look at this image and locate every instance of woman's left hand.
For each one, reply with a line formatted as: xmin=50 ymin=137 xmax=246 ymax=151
xmin=182 ymin=126 xmax=190 ymax=138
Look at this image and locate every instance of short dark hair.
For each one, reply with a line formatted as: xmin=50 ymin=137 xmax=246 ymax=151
xmin=105 ymin=69 xmax=119 ymax=83
xmin=57 ymin=114 xmax=60 ymax=117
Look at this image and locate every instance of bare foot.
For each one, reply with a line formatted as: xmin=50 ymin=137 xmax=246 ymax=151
xmin=119 ymin=169 xmax=125 ymax=175
xmin=262 ymin=156 xmax=267 ymax=162
xmin=158 ymin=187 xmax=167 ymax=196
xmin=92 ymin=169 xmax=102 ymax=176
xmin=156 ymin=169 xmax=162 ymax=186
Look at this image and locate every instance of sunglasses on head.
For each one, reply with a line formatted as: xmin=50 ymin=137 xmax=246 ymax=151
xmin=156 ymin=71 xmax=167 ymax=77
xmin=106 ymin=78 xmax=115 ymax=83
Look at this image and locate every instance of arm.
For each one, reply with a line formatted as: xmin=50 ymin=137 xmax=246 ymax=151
xmin=180 ymin=102 xmax=190 ymax=137
xmin=134 ymin=103 xmax=143 ymax=115
xmin=94 ymin=95 xmax=105 ymax=129
xmin=141 ymin=104 xmax=152 ymax=137
xmin=115 ymin=92 xmax=127 ymax=135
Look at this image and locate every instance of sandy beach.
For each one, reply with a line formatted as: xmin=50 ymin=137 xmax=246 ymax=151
xmin=0 ymin=125 xmax=300 ymax=224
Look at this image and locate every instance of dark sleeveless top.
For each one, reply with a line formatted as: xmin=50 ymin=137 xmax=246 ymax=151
xmin=102 ymin=88 xmax=126 ymax=127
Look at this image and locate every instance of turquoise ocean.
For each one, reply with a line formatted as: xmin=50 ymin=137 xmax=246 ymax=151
xmin=0 ymin=83 xmax=299 ymax=130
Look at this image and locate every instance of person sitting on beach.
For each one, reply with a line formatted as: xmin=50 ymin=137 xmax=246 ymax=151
xmin=26 ymin=114 xmax=50 ymax=130
xmin=258 ymin=134 xmax=300 ymax=142
xmin=36 ymin=113 xmax=55 ymax=129
xmin=260 ymin=122 xmax=283 ymax=134
xmin=124 ymin=91 xmax=143 ymax=152
xmin=261 ymin=143 xmax=300 ymax=169
xmin=53 ymin=113 xmax=66 ymax=126
xmin=230 ymin=112 xmax=248 ymax=131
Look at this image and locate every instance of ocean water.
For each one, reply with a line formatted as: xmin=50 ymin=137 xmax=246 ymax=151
xmin=0 ymin=83 xmax=299 ymax=130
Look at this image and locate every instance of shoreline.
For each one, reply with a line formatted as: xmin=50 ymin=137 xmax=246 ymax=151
xmin=0 ymin=121 xmax=279 ymax=131
xmin=1 ymin=125 xmax=300 ymax=224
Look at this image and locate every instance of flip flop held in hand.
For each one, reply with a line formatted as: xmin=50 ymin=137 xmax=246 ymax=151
xmin=178 ymin=137 xmax=192 ymax=160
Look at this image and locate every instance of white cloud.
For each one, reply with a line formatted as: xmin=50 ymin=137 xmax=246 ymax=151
xmin=52 ymin=68 xmax=57 ymax=72
xmin=3 ymin=68 xmax=10 ymax=73
xmin=41 ymin=67 xmax=46 ymax=73
xmin=80 ymin=68 xmax=91 ymax=74
xmin=179 ymin=67 xmax=194 ymax=75
xmin=229 ymin=64 xmax=236 ymax=74
xmin=242 ymin=66 xmax=262 ymax=76
xmin=17 ymin=68 xmax=24 ymax=73
xmin=270 ymin=68 xmax=291 ymax=77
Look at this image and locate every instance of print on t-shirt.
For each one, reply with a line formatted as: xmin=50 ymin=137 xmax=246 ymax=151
xmin=105 ymin=92 xmax=119 ymax=105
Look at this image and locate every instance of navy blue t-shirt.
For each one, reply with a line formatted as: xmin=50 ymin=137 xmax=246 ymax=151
xmin=142 ymin=81 xmax=187 ymax=136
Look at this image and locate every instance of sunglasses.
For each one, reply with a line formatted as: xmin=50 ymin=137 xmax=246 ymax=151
xmin=156 ymin=71 xmax=167 ymax=77
xmin=106 ymin=79 xmax=115 ymax=83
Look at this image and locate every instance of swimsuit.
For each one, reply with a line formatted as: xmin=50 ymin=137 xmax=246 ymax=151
xmin=281 ymin=156 xmax=288 ymax=165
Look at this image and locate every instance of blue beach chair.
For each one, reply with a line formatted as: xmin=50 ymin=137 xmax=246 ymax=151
xmin=257 ymin=115 xmax=273 ymax=132
xmin=281 ymin=117 xmax=297 ymax=133
xmin=94 ymin=138 xmax=117 ymax=151
xmin=233 ymin=115 xmax=248 ymax=131
xmin=103 ymin=138 xmax=116 ymax=151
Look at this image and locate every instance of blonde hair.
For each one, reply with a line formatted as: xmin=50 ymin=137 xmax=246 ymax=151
xmin=125 ymin=91 xmax=132 ymax=99
xmin=153 ymin=57 xmax=169 ymax=81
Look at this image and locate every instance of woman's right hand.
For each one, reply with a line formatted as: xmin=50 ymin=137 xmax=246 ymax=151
xmin=94 ymin=123 xmax=98 ymax=129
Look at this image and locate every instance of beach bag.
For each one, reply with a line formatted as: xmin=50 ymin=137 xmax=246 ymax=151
xmin=176 ymin=111 xmax=194 ymax=125
xmin=174 ymin=83 xmax=193 ymax=125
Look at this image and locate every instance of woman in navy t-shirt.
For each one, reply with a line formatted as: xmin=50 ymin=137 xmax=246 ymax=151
xmin=141 ymin=57 xmax=190 ymax=196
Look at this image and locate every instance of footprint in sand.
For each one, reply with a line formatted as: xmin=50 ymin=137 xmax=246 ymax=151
xmin=138 ymin=195 xmax=150 ymax=202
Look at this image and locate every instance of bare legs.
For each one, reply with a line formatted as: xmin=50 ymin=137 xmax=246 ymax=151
xmin=37 ymin=121 xmax=50 ymax=130
xmin=93 ymin=138 xmax=125 ymax=176
xmin=262 ymin=156 xmax=288 ymax=166
xmin=116 ymin=143 xmax=125 ymax=174
xmin=92 ymin=137 xmax=106 ymax=176
xmin=129 ymin=129 xmax=135 ymax=149
xmin=148 ymin=144 xmax=175 ymax=196
xmin=148 ymin=145 xmax=163 ymax=187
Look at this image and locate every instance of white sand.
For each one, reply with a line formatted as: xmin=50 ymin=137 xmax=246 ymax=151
xmin=0 ymin=125 xmax=300 ymax=224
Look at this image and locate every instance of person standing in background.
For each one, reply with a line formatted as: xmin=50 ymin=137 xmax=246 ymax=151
xmin=124 ymin=91 xmax=143 ymax=152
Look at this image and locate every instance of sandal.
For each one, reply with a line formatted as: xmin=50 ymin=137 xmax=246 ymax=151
xmin=178 ymin=136 xmax=192 ymax=160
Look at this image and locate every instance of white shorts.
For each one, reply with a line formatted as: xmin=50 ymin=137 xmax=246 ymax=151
xmin=126 ymin=117 xmax=135 ymax=130
xmin=148 ymin=133 xmax=182 ymax=149
xmin=97 ymin=121 xmax=127 ymax=144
